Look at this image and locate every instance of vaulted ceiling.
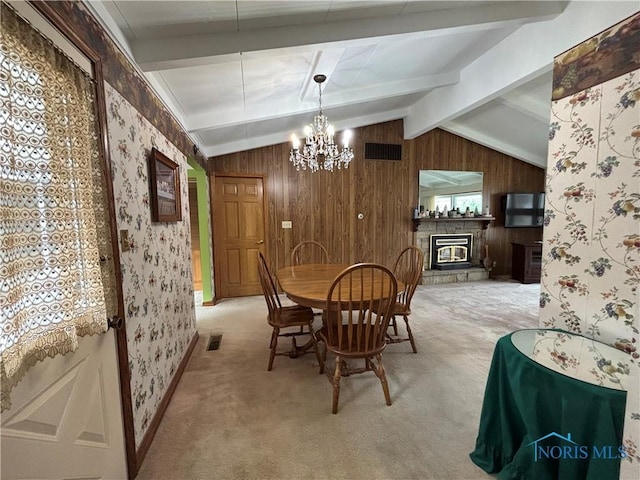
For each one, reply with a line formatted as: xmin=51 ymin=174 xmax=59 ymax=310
xmin=87 ymin=1 xmax=639 ymax=169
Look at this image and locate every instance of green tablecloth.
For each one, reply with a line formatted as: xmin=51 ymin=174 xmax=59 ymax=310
xmin=469 ymin=330 xmax=627 ymax=480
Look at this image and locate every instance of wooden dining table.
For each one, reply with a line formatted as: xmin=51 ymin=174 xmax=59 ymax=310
xmin=276 ymin=263 xmax=404 ymax=310
xmin=276 ymin=262 xmax=404 ymax=367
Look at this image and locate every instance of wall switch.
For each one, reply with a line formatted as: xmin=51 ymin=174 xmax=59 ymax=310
xmin=282 ymin=221 xmax=292 ymax=229
xmin=120 ymin=230 xmax=130 ymax=252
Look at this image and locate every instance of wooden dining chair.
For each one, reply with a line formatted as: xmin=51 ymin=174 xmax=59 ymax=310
xmin=319 ymin=263 xmax=398 ymax=414
xmin=257 ymin=253 xmax=321 ymax=371
xmin=386 ymin=246 xmax=424 ymax=353
xmin=291 ymin=240 xmax=329 ymax=266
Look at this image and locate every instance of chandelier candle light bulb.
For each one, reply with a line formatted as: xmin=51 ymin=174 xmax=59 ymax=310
xmin=289 ymin=74 xmax=354 ymax=172
xmin=342 ymin=129 xmax=352 ymax=148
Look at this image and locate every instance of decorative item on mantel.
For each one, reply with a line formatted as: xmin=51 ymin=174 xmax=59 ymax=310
xmin=289 ymin=74 xmax=353 ymax=172
xmin=411 ymin=214 xmax=496 ymax=232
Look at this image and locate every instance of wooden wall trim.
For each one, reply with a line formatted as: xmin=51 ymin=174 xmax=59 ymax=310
xmin=135 ymin=332 xmax=199 ymax=474
xmin=210 ymin=172 xmax=220 ymax=299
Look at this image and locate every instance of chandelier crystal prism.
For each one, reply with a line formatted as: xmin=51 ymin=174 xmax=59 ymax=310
xmin=289 ymin=74 xmax=353 ymax=172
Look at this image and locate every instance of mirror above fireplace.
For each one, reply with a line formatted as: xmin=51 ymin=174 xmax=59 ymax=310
xmin=418 ymin=170 xmax=483 ymax=214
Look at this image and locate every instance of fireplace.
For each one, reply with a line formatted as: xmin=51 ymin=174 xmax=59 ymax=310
xmin=429 ymin=233 xmax=473 ymax=270
xmin=415 ymin=219 xmax=489 ymax=284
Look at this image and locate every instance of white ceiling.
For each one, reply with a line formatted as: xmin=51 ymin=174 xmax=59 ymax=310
xmin=87 ymin=0 xmax=640 ymax=169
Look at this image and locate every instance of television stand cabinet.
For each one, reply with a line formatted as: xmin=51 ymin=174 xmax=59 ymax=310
xmin=511 ymin=242 xmax=542 ymax=284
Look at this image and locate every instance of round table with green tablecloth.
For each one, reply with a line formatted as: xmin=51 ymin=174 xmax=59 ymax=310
xmin=470 ymin=329 xmax=630 ymax=480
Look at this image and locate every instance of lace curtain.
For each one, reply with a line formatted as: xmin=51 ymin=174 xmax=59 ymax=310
xmin=0 ymin=3 xmax=117 ymax=411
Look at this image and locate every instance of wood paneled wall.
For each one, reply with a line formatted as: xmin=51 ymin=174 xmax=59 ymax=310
xmin=414 ymin=128 xmax=546 ymax=276
xmin=210 ymin=121 xmax=545 ymax=278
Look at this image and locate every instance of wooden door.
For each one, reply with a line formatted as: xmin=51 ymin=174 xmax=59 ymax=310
xmin=1 ymin=332 xmax=127 ymax=479
xmin=213 ymin=175 xmax=266 ymax=298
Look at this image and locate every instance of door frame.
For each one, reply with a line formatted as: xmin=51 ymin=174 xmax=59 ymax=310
xmin=187 ymin=159 xmax=214 ymax=305
xmin=30 ymin=2 xmax=136 ymax=477
xmin=210 ymin=172 xmax=269 ymax=301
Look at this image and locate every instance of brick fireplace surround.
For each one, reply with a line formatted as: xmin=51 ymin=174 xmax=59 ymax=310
xmin=414 ymin=219 xmax=491 ymax=285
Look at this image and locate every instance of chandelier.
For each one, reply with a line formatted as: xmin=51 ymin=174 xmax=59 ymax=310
xmin=289 ymin=74 xmax=353 ymax=172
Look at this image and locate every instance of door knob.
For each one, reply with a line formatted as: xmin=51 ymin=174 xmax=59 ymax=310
xmin=256 ymin=240 xmax=264 ymax=244
xmin=107 ymin=316 xmax=124 ymax=330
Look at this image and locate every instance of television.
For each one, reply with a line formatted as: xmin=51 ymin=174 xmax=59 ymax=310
xmin=503 ymin=193 xmax=545 ymax=228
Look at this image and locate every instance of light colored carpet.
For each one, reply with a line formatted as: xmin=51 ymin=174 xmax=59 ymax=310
xmin=136 ymin=280 xmax=541 ymax=480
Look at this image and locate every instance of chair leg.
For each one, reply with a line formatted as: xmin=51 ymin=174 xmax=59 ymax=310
xmin=391 ymin=316 xmax=398 ymax=336
xmin=332 ymin=355 xmax=342 ymax=414
xmin=269 ymin=328 xmax=277 ymax=349
xmin=374 ymin=354 xmax=392 ymax=406
xmin=404 ymin=315 xmax=417 ymax=353
xmin=319 ymin=341 xmax=327 ymax=375
xmin=289 ymin=335 xmax=299 ymax=358
xmin=309 ymin=326 xmax=323 ymax=373
xmin=268 ymin=327 xmax=279 ymax=371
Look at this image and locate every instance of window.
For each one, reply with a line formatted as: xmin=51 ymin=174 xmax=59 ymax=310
xmin=434 ymin=195 xmax=452 ymax=212
xmin=434 ymin=192 xmax=482 ymax=213
xmin=0 ymin=3 xmax=115 ymax=411
xmin=453 ymin=192 xmax=483 ymax=212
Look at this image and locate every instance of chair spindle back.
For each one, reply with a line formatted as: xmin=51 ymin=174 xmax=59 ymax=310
xmin=393 ymin=246 xmax=423 ymax=308
xmin=324 ymin=263 xmax=397 ymax=355
xmin=257 ymin=252 xmax=282 ymax=323
xmin=291 ymin=240 xmax=329 ymax=266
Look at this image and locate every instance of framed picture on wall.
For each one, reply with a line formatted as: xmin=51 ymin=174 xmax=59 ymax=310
xmin=149 ymin=147 xmax=182 ymax=222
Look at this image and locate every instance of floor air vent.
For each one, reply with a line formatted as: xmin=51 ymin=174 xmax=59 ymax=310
xmin=207 ymin=334 xmax=222 ymax=351
xmin=364 ymin=142 xmax=402 ymax=161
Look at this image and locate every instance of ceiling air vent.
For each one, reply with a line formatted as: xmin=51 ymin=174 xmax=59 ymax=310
xmin=364 ymin=142 xmax=402 ymax=161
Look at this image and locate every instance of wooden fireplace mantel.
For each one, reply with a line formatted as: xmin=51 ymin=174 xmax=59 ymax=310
xmin=412 ymin=216 xmax=495 ymax=232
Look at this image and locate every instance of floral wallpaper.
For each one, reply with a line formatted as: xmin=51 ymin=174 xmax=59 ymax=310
xmin=541 ymin=69 xmax=639 ymax=477
xmin=529 ymin=330 xmax=630 ymax=391
xmin=105 ymin=83 xmax=197 ymax=448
